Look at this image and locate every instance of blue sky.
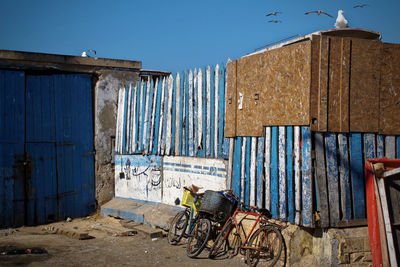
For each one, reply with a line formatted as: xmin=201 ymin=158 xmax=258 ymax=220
xmin=1 ymin=0 xmax=399 ymax=74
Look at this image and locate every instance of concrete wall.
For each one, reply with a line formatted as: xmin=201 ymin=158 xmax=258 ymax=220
xmin=94 ymin=70 xmax=140 ymax=205
xmin=113 ymin=154 xmax=229 ymax=206
xmin=162 ymin=156 xmax=228 ymax=206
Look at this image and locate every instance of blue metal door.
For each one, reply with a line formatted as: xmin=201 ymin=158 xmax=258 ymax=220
xmin=0 ymin=71 xmax=95 ymax=227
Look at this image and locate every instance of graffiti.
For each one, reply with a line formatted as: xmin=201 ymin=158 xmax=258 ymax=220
xmin=116 ymin=156 xmax=162 ymax=202
xmin=164 ymin=176 xmax=181 ymax=189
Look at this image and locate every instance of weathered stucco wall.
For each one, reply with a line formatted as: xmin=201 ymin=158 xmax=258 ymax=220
xmin=114 ymin=155 xmax=162 ymax=202
xmin=94 ymin=70 xmax=140 ymax=206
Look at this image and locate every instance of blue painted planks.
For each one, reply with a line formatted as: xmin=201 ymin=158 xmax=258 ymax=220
xmin=338 ymin=133 xmax=351 ymax=221
xmin=256 ymin=137 xmax=264 ymax=208
xmin=188 ymin=71 xmax=194 ymax=156
xmin=201 ymin=67 xmax=207 ymax=157
xmin=398 ymin=136 xmax=400 ymax=158
xmin=314 ymin=132 xmax=329 ymax=227
xmin=161 ymin=78 xmax=169 ymax=155
xmin=245 ymin=137 xmax=251 ymax=205
xmin=364 ymin=133 xmax=376 ymax=160
xmin=270 ymin=127 xmax=279 ymax=218
xmin=193 ymin=70 xmax=198 ymax=156
xmin=210 ymin=66 xmax=215 ymax=158
xmin=145 ymin=79 xmax=154 ymax=154
xmin=183 ymin=72 xmax=189 ymax=156
xmin=377 ymin=135 xmax=384 ymax=158
xmin=286 ymin=126 xmax=294 ymax=223
xmin=325 ymin=133 xmax=339 ymax=226
xmin=135 ymin=82 xmax=141 ymax=153
xmin=152 ymin=79 xmax=162 ymax=155
xmin=301 ymin=126 xmax=313 ymax=227
xmin=278 ymin=127 xmax=286 ymax=220
xmin=171 ymin=76 xmax=177 ymax=155
xmin=218 ymin=66 xmax=225 ymax=158
xmin=222 ymin=65 xmax=230 ymax=159
xmin=178 ymin=74 xmax=184 ymax=155
xmin=349 ymin=133 xmax=365 ymax=219
xmin=232 ymin=137 xmax=242 ymax=198
xmin=139 ymin=82 xmax=146 ymax=152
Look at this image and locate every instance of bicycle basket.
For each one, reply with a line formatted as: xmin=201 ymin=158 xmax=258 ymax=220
xmin=181 ymin=190 xmax=195 ymax=207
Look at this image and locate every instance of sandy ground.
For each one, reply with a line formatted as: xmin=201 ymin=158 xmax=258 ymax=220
xmin=0 ymin=215 xmax=246 ymax=267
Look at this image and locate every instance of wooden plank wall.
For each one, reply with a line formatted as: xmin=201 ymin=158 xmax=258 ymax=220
xmin=314 ymin=132 xmax=400 ymax=227
xmin=231 ymin=126 xmax=314 ymax=227
xmin=115 ymin=62 xmax=400 ymax=228
xmin=311 ymin=36 xmax=400 ymax=134
xmin=115 ymin=64 xmax=230 ymax=159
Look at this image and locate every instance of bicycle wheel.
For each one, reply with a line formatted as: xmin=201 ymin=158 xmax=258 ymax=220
xmin=246 ymin=225 xmax=283 ymax=267
xmin=209 ymin=218 xmax=232 ymax=259
xmin=186 ymin=217 xmax=211 ymax=258
xmin=168 ymin=210 xmax=189 ymax=245
xmin=209 ymin=218 xmax=241 ymax=259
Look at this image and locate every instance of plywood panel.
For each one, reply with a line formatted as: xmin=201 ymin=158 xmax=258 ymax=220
xmin=225 ymin=61 xmax=237 ymax=137
xmin=350 ymin=39 xmax=381 ymax=132
xmin=318 ymin=36 xmax=329 ymax=132
xmin=339 ymin=39 xmax=351 ymax=132
xmin=235 ymin=41 xmax=311 ymax=136
xmin=310 ymin=35 xmax=320 ymax=131
xmin=379 ymin=43 xmax=400 ymax=134
xmin=328 ymin=37 xmax=342 ymax=131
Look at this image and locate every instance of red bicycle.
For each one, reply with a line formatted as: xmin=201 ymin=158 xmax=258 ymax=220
xmin=209 ymin=201 xmax=284 ymax=267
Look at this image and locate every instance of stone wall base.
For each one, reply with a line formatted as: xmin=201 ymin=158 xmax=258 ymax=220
xmin=278 ymin=225 xmax=372 ymax=266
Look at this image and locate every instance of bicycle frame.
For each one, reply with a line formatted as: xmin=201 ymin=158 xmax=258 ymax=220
xmin=223 ymin=208 xmax=263 ymax=247
xmin=187 ymin=197 xmax=198 ymax=233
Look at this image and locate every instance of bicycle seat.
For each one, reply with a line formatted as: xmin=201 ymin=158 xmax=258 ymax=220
xmin=258 ymin=208 xmax=272 ymax=218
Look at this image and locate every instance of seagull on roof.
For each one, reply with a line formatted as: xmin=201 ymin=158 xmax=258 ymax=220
xmin=334 ymin=10 xmax=348 ymax=29
xmin=304 ymin=10 xmax=333 ymax=18
xmin=354 ymin=4 xmax=369 ymax=8
xmin=265 ymin=11 xmax=282 ymax=17
xmin=268 ymin=20 xmax=282 ymax=23
xmin=81 ymin=49 xmax=97 ymax=57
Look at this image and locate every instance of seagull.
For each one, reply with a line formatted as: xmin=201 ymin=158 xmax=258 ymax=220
xmin=304 ymin=10 xmax=333 ymax=18
xmin=81 ymin=49 xmax=97 ymax=57
xmin=268 ymin=20 xmax=282 ymax=23
xmin=354 ymin=4 xmax=369 ymax=8
xmin=265 ymin=11 xmax=282 ymax=17
xmin=334 ymin=10 xmax=348 ymax=29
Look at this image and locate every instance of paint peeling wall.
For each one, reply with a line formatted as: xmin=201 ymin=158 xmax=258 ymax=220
xmin=115 ymin=65 xmax=230 ymax=159
xmin=162 ymin=156 xmax=228 ymax=206
xmin=94 ymin=70 xmax=140 ymax=205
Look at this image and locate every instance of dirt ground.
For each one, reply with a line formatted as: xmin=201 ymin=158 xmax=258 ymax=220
xmin=0 ymin=215 xmax=246 ymax=267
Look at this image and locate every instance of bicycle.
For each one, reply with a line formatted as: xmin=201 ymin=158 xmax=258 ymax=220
xmin=168 ymin=186 xmax=203 ymax=246
xmin=209 ymin=200 xmax=284 ymax=267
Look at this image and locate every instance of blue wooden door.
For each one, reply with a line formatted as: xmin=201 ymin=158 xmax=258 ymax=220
xmin=0 ymin=70 xmax=26 ymax=227
xmin=0 ymin=71 xmax=95 ymax=227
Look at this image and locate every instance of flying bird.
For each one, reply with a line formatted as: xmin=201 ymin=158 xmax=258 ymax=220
xmin=268 ymin=20 xmax=282 ymax=23
xmin=354 ymin=4 xmax=369 ymax=8
xmin=334 ymin=10 xmax=348 ymax=29
xmin=304 ymin=10 xmax=333 ymax=18
xmin=81 ymin=49 xmax=97 ymax=57
xmin=265 ymin=11 xmax=282 ymax=17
